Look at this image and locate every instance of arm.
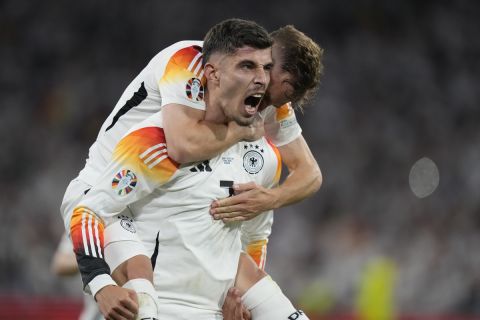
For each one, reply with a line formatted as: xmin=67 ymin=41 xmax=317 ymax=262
xmin=69 ymin=119 xmax=177 ymax=319
xmin=210 ymin=135 xmax=322 ymax=221
xmin=270 ymin=134 xmax=322 ymax=207
xmin=162 ymin=104 xmax=263 ymax=163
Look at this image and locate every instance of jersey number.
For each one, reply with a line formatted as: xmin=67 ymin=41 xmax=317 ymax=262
xmin=220 ymin=180 xmax=234 ymax=197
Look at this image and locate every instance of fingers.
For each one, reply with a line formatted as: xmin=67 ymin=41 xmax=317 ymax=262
xmin=111 ymin=304 xmax=136 ymax=320
xmin=223 ymin=287 xmax=246 ymax=320
xmin=211 ymin=204 xmax=245 ymax=218
xmin=232 ymin=182 xmax=257 ymax=193
xmin=211 ymin=182 xmax=258 ymax=209
xmin=223 ymin=288 xmax=237 ymax=320
xmin=221 ymin=215 xmax=248 ymax=223
xmin=242 ymin=306 xmax=252 ymax=320
xmin=211 ymin=193 xmax=245 ymax=209
xmin=122 ymin=290 xmax=139 ymax=315
xmin=234 ymin=295 xmax=243 ymax=320
xmin=97 ymin=286 xmax=139 ymax=320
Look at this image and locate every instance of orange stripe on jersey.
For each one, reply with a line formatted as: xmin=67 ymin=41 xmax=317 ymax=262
xmin=247 ymin=239 xmax=268 ymax=269
xmin=160 ymin=46 xmax=206 ymax=85
xmin=113 ymin=127 xmax=179 ymax=184
xmin=70 ymin=207 xmax=105 ymax=258
xmin=275 ymin=103 xmax=294 ymax=121
xmin=266 ymin=139 xmax=282 ymax=185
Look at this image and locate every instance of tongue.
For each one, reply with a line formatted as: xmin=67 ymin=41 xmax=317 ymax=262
xmin=245 ymin=105 xmax=257 ymax=115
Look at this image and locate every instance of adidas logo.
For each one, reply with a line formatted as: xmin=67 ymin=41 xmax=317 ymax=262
xmin=190 ymin=160 xmax=212 ymax=172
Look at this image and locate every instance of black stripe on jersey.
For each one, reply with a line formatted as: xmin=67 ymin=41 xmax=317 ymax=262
xmin=105 ymin=82 xmax=148 ymax=131
xmin=151 ymin=231 xmax=160 ymax=270
xmin=76 ymin=252 xmax=111 ymax=289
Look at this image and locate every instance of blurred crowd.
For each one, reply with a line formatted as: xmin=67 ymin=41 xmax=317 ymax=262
xmin=1 ymin=0 xmax=479 ymax=316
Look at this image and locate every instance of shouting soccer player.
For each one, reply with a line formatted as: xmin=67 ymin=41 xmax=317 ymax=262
xmin=61 ymin=18 xmax=323 ymax=320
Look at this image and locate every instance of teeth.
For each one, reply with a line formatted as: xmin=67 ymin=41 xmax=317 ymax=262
xmin=253 ymin=94 xmax=262 ymax=98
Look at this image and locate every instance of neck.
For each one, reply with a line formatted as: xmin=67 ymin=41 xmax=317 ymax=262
xmin=204 ymin=91 xmax=227 ymax=124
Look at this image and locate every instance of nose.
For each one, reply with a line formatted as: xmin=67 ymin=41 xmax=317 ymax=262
xmin=254 ymin=66 xmax=269 ymax=87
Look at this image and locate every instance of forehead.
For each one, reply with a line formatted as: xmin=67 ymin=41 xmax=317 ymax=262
xmin=227 ymin=46 xmax=272 ymax=64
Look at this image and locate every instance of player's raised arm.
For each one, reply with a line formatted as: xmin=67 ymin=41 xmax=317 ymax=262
xmin=211 ymin=104 xmax=322 ymax=221
xmin=210 ymin=137 xmax=322 ymax=221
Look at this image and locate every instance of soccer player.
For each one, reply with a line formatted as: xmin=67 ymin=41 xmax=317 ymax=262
xmin=61 ymin=19 xmax=323 ymax=319
xmin=73 ymin=26 xmax=309 ymax=318
xmin=105 ymin=24 xmax=324 ymax=320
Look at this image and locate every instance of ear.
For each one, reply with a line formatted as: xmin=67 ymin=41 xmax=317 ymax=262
xmin=204 ymin=63 xmax=219 ymax=83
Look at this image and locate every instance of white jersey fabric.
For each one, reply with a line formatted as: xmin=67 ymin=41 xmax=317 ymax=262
xmin=79 ymin=111 xmax=281 ymax=318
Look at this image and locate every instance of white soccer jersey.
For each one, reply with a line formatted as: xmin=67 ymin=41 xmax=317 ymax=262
xmin=71 ymin=111 xmax=281 ymax=318
xmin=128 ymin=136 xmax=280 ymax=318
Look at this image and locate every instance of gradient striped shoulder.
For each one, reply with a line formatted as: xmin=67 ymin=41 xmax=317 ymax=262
xmin=113 ymin=127 xmax=179 ymax=184
xmin=160 ymin=45 xmax=205 ymax=83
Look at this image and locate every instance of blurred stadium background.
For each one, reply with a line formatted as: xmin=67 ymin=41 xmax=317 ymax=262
xmin=1 ymin=0 xmax=479 ymax=319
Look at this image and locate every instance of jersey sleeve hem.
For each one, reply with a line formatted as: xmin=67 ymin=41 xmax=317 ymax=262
xmin=88 ymin=274 xmax=118 ymax=298
xmin=271 ymin=127 xmax=303 ymax=147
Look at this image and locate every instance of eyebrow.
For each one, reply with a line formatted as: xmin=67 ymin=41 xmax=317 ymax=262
xmin=237 ymin=59 xmax=274 ymax=68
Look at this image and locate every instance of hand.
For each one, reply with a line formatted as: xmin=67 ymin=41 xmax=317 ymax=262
xmin=95 ymin=285 xmax=139 ymax=320
xmin=229 ymin=116 xmax=264 ymax=142
xmin=222 ymin=287 xmax=252 ymax=320
xmin=210 ymin=182 xmax=277 ymax=222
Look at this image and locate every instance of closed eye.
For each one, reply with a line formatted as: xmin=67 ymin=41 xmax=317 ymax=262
xmin=263 ymin=63 xmax=274 ymax=72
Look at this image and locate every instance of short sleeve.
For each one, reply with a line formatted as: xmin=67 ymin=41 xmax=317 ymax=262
xmin=263 ymin=103 xmax=302 ymax=147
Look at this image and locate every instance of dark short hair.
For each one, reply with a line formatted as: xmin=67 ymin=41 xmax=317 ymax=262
xmin=271 ymin=25 xmax=324 ymax=108
xmin=203 ymin=18 xmax=273 ymax=65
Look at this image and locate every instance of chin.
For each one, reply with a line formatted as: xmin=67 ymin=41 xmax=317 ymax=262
xmin=235 ymin=117 xmax=254 ymax=127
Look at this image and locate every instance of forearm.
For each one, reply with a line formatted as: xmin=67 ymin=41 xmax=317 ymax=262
xmin=162 ymin=103 xmax=263 ymax=163
xmin=69 ymin=206 xmax=116 ymax=296
xmin=270 ymin=164 xmax=322 ymax=209
xmin=168 ymin=120 xmax=241 ymax=163
xmin=272 ymin=135 xmax=322 ymax=209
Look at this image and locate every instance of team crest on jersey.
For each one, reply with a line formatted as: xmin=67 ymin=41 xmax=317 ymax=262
xmin=118 ymin=215 xmax=136 ymax=233
xmin=112 ymin=169 xmax=137 ymax=196
xmin=243 ymin=144 xmax=264 ymax=174
xmin=186 ymin=78 xmax=204 ymax=101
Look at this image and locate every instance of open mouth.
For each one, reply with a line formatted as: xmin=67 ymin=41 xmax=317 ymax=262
xmin=244 ymin=94 xmax=263 ymax=115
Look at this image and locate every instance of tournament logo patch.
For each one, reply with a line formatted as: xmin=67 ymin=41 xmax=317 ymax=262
xmin=118 ymin=215 xmax=136 ymax=233
xmin=186 ymin=78 xmax=204 ymax=101
xmin=243 ymin=144 xmax=264 ymax=174
xmin=112 ymin=169 xmax=137 ymax=196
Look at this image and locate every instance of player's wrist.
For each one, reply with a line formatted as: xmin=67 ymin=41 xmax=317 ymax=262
xmin=268 ymin=187 xmax=283 ymax=210
xmin=88 ymin=274 xmax=118 ymax=299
